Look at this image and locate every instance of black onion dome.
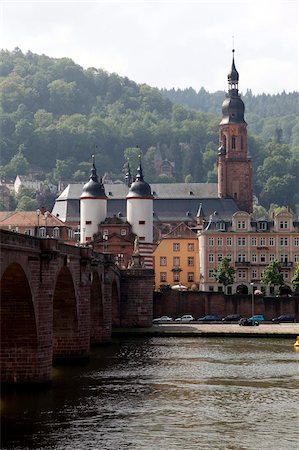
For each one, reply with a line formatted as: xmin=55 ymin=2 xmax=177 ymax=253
xmin=228 ymin=53 xmax=239 ymax=83
xmin=126 ymin=157 xmax=152 ymax=198
xmin=81 ymin=162 xmax=107 ymax=198
xmin=220 ymin=95 xmax=246 ymax=124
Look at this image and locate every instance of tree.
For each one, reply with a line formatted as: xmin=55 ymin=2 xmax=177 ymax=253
xmin=261 ymin=260 xmax=284 ymax=294
xmin=291 ymin=263 xmax=299 ymax=294
xmin=213 ymin=257 xmax=236 ymax=293
xmin=16 ymin=195 xmax=38 ymax=211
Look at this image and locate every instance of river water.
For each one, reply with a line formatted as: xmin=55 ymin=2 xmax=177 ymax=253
xmin=1 ymin=337 xmax=298 ymax=450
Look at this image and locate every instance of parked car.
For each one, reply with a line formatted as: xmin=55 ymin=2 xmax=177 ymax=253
xmin=248 ymin=315 xmax=265 ymax=323
xmin=222 ymin=314 xmax=242 ymax=322
xmin=175 ymin=314 xmax=195 ymax=323
xmin=153 ymin=316 xmax=173 ymax=323
xmin=197 ymin=315 xmax=221 ymax=322
xmin=239 ymin=318 xmax=259 ymax=327
xmin=271 ymin=314 xmax=296 ymax=323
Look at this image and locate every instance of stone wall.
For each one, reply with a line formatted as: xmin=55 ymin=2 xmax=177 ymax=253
xmin=120 ymin=268 xmax=155 ymax=327
xmin=153 ymin=290 xmax=299 ymax=320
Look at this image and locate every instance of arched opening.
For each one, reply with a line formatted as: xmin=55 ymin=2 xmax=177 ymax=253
xmin=111 ymin=279 xmax=120 ymax=327
xmin=236 ymin=284 xmax=248 ymax=295
xmin=0 ymin=263 xmax=38 ymax=383
xmin=90 ymin=271 xmax=104 ymax=343
xmin=53 ymin=267 xmax=78 ymax=359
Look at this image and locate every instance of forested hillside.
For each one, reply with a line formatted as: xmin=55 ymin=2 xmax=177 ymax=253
xmin=0 ymin=48 xmax=298 ymax=211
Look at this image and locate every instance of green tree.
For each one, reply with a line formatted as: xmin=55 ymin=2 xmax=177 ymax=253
xmin=2 ymin=145 xmax=30 ymax=177
xmin=291 ymin=263 xmax=299 ymax=294
xmin=261 ymin=260 xmax=284 ymax=294
xmin=16 ymin=195 xmax=38 ymax=211
xmin=213 ymin=257 xmax=236 ymax=293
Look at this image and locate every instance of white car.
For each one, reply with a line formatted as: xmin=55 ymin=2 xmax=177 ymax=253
xmin=175 ymin=314 xmax=195 ymax=323
xmin=153 ymin=315 xmax=173 ymax=323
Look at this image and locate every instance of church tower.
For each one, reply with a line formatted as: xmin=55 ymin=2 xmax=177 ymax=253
xmin=126 ymin=155 xmax=153 ymax=268
xmin=80 ymin=156 xmax=107 ymax=244
xmin=217 ymin=50 xmax=253 ymax=213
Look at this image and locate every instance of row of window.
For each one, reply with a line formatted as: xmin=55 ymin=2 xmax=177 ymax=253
xmin=236 ymin=220 xmax=291 ymax=230
xmin=208 ymin=236 xmax=299 ymax=246
xmin=19 ymin=227 xmax=61 ymax=238
xmin=160 ymin=272 xmax=194 ymax=282
xmin=170 ymin=243 xmax=195 ymax=252
xmin=160 ymin=256 xmax=194 ymax=266
xmin=208 ymin=253 xmax=299 ymax=263
xmin=207 ymin=269 xmax=290 ymax=281
xmin=102 ymin=229 xmax=127 ymax=236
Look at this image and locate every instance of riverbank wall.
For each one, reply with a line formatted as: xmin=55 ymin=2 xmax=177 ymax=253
xmin=153 ymin=290 xmax=299 ymax=321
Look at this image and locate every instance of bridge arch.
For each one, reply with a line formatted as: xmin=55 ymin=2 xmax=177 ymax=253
xmin=53 ymin=266 xmax=78 ymax=359
xmin=0 ymin=263 xmax=38 ymax=382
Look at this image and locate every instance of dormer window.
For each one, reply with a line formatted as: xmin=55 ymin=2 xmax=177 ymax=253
xmin=237 ymin=220 xmax=246 ymax=229
xmin=53 ymin=227 xmax=60 ymax=238
xmin=279 ymin=220 xmax=288 ymax=229
xmin=258 ymin=222 xmax=267 ymax=231
xmin=217 ymin=222 xmax=226 ymax=231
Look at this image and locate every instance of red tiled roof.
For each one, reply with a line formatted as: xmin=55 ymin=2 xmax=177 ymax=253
xmin=0 ymin=211 xmax=68 ymax=227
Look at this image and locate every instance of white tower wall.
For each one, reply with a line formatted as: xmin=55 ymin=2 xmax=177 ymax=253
xmin=127 ymin=198 xmax=153 ymax=243
xmin=80 ymin=198 xmax=107 ymax=244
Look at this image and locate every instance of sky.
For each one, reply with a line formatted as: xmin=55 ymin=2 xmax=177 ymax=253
xmin=0 ymin=0 xmax=298 ymax=95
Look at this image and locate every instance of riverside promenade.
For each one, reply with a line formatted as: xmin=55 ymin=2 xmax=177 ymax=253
xmin=113 ymin=323 xmax=299 ymax=338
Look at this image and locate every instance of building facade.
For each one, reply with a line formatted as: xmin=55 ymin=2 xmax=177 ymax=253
xmin=198 ymin=210 xmax=299 ymax=294
xmin=153 ymin=223 xmax=199 ymax=290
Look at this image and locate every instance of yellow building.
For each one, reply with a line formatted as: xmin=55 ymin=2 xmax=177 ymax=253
xmin=153 ymin=223 xmax=199 ymax=290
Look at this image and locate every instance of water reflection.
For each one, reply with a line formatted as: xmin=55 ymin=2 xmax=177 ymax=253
xmin=1 ymin=338 xmax=298 ymax=450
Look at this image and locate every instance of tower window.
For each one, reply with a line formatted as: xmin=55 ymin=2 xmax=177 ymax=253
xmin=232 ymin=136 xmax=236 ymax=149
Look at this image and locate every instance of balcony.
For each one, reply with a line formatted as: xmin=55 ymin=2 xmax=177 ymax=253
xmin=281 ymin=261 xmax=293 ymax=268
xmin=235 ymin=261 xmax=250 ymax=267
xmin=171 ymin=267 xmax=182 ymax=272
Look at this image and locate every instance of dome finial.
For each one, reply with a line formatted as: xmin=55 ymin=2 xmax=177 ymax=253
xmin=228 ymin=46 xmax=239 ymax=89
xmin=89 ymin=153 xmax=98 ymax=182
xmin=125 ymin=161 xmax=132 ymax=187
xmin=135 ymin=145 xmax=144 ymax=182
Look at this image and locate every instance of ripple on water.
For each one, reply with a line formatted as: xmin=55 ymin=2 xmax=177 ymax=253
xmin=1 ymin=337 xmax=298 ymax=450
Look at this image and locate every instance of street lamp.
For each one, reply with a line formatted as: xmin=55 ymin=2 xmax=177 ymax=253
xmin=250 ymin=282 xmax=255 ymax=318
xmin=44 ymin=211 xmax=49 ymax=237
xmin=36 ymin=209 xmax=40 ymax=237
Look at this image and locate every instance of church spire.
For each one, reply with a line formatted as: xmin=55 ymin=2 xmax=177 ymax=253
xmin=228 ymin=49 xmax=239 ymax=93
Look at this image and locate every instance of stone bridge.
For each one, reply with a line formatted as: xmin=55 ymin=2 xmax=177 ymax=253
xmin=0 ymin=230 xmax=154 ymax=384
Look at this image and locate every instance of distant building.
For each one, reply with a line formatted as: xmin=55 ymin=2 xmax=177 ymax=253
xmin=198 ymin=210 xmax=299 ymax=295
xmin=0 ymin=208 xmax=73 ymax=242
xmin=14 ymin=175 xmax=57 ymax=194
xmin=153 ymin=222 xmax=199 ymax=290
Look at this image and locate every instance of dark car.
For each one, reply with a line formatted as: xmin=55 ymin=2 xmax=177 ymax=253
xmin=271 ymin=314 xmax=296 ymax=323
xmin=222 ymin=314 xmax=242 ymax=322
xmin=239 ymin=318 xmax=259 ymax=326
xmin=197 ymin=315 xmax=221 ymax=322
